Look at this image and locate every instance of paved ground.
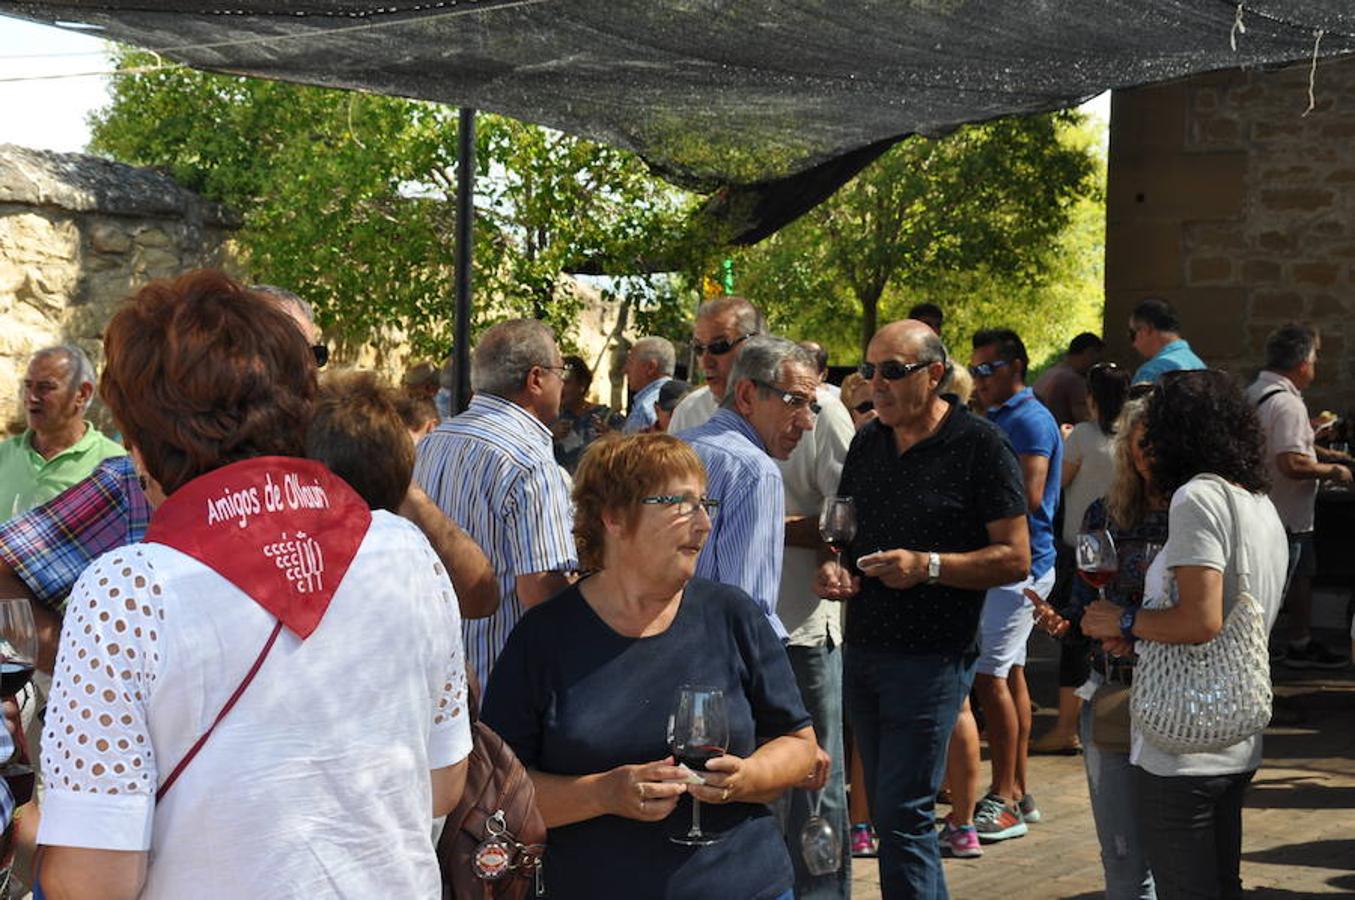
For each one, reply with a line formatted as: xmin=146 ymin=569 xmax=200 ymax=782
xmin=847 ymin=625 xmax=1355 ymax=899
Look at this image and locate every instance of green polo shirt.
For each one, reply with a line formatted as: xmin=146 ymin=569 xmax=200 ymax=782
xmin=0 ymin=423 xmax=127 ymax=518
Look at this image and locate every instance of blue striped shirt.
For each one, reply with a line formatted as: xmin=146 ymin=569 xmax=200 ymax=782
xmin=623 ymin=377 xmax=670 ymax=434
xmin=414 ymin=393 xmax=577 ymax=688
xmin=677 ymin=409 xmax=788 ymax=639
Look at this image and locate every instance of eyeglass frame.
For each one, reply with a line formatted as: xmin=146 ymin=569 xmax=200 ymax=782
xmin=691 ymin=333 xmax=754 ymax=357
xmin=968 ymin=358 xmax=1011 ymax=379
xmin=852 ymin=399 xmax=875 ymax=414
xmin=640 ymin=493 xmax=720 ymax=517
xmin=751 ymin=379 xmax=821 ymax=415
xmin=859 ymin=359 xmax=932 ymax=381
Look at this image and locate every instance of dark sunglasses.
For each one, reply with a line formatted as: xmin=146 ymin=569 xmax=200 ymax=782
xmin=853 ymin=400 xmax=874 ymax=414
xmin=691 ymin=333 xmax=752 ymax=357
xmin=968 ymin=359 xmax=1011 ymax=379
xmin=859 ymin=360 xmax=930 ymax=381
xmin=311 ymin=344 xmax=329 ymax=368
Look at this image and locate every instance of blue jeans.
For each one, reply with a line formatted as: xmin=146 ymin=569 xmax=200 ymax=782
xmin=784 ymin=641 xmax=850 ymax=900
xmin=846 ymin=647 xmax=975 ymax=900
xmin=1079 ymin=700 xmax=1156 ymax=900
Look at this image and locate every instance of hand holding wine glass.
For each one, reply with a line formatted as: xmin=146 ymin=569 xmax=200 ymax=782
xmin=669 ymin=686 xmax=730 ymax=846
xmin=818 ymin=496 xmax=856 ymax=580
xmin=0 ymin=598 xmax=37 ymax=807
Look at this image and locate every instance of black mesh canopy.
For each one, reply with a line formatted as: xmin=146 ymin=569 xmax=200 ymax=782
xmin=4 ymin=1 xmax=1354 ymax=237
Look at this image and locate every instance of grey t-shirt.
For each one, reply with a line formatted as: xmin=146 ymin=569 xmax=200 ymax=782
xmin=1132 ymin=475 xmax=1288 ymax=777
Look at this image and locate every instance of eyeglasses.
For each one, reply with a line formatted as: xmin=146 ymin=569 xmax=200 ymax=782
xmin=968 ymin=359 xmax=1011 ymax=379
xmin=311 ymin=344 xmax=329 ymax=368
xmin=640 ymin=494 xmax=720 ymax=517
xmin=539 ymin=364 xmax=570 ymax=380
xmin=859 ymin=360 xmax=931 ymax=381
xmin=752 ymin=380 xmax=821 ymax=415
xmin=852 ymin=400 xmax=874 ymax=414
xmin=691 ymin=334 xmax=753 ymax=357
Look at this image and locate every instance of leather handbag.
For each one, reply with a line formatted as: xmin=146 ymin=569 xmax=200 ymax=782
xmin=1130 ymin=474 xmax=1273 ymax=754
xmin=1090 ymin=682 xmax=1132 ymax=754
xmin=438 ymin=673 xmax=546 ymax=900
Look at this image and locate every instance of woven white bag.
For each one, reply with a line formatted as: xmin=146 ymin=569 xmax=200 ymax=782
xmin=1130 ymin=474 xmax=1273 ymax=755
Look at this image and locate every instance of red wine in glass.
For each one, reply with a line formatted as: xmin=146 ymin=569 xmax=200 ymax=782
xmin=819 ymin=497 xmax=857 ymax=583
xmin=0 ymin=661 xmax=33 ymax=697
xmin=669 ymin=686 xmax=729 ymax=846
xmin=674 ymin=744 xmax=724 ymax=772
xmin=1075 ymin=530 xmax=1118 ymax=602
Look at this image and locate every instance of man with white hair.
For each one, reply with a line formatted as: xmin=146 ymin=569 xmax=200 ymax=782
xmin=622 ymin=336 xmax=675 ymax=433
xmin=0 ymin=344 xmax=125 ymax=519
xmin=415 ymin=318 xmax=577 ymax=688
xmin=668 ymin=295 xmax=766 ymax=432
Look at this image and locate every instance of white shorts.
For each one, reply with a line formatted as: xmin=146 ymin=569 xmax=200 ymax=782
xmin=977 ymin=567 xmax=1057 ymax=677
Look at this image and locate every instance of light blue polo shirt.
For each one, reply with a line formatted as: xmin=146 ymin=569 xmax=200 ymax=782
xmin=1132 ymin=338 xmax=1206 ymax=385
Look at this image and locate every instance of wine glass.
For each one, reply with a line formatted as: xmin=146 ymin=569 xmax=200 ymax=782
xmin=669 ymin=686 xmax=729 ymax=846
xmin=1075 ymin=530 xmax=1118 ymax=602
xmin=0 ymin=598 xmax=37 ymax=806
xmin=818 ymin=496 xmax=857 ymax=581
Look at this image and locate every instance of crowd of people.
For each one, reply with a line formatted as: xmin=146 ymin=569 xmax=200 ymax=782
xmin=0 ymin=272 xmax=1345 ymax=899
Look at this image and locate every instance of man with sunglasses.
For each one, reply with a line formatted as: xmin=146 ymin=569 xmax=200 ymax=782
xmin=815 ymin=320 xmax=1029 ymax=899
xmin=968 ymin=328 xmax=1063 ymax=843
xmin=667 ymin=296 xmax=766 ymax=433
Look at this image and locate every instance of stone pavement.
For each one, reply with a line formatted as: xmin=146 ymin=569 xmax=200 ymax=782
xmin=847 ymin=627 xmax=1355 ymax=899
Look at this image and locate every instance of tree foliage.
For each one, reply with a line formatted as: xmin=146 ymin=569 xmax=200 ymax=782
xmin=89 ymin=52 xmax=702 ymax=359
xmin=732 ymin=111 xmax=1102 ymax=364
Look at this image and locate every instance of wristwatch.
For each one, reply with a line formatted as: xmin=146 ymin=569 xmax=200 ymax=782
xmin=926 ymin=552 xmax=942 ymax=585
xmin=1119 ymin=607 xmax=1138 ymax=642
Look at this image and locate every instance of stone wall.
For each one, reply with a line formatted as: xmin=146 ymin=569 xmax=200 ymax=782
xmin=0 ymin=144 xmax=238 ymax=433
xmin=1105 ymin=56 xmax=1355 ymax=411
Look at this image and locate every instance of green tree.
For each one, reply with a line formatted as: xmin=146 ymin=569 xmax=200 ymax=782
xmin=732 ymin=111 xmax=1101 ymax=362
xmin=89 ymin=52 xmax=703 ymax=359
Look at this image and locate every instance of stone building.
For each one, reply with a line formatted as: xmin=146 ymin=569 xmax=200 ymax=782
xmin=0 ymin=144 xmax=238 ymax=432
xmin=1105 ymin=55 xmax=1355 ymax=411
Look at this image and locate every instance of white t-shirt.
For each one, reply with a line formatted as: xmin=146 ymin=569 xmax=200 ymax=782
xmin=777 ymin=388 xmax=854 ymax=647
xmin=1061 ymin=422 xmax=1116 ymax=547
xmin=1131 ymin=477 xmax=1287 ymax=777
xmin=1244 ymin=370 xmax=1317 ymax=533
xmin=667 ymin=385 xmax=718 ymax=434
xmin=39 ymin=511 xmax=473 ymax=899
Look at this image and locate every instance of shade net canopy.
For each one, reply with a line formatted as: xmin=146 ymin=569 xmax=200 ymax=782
xmin=4 ymin=1 xmax=1354 ymax=240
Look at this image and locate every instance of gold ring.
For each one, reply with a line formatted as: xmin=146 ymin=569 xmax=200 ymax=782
xmin=721 ymin=788 xmax=730 ymax=802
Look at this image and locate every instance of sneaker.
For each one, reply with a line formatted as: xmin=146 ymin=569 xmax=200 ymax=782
xmin=973 ymin=793 xmax=1028 ymax=843
xmin=939 ymin=818 xmax=983 ymax=858
xmin=1282 ymin=639 xmax=1350 ymax=670
xmin=1018 ymin=793 xmax=1041 ymax=824
xmin=850 ymin=823 xmax=878 ymax=858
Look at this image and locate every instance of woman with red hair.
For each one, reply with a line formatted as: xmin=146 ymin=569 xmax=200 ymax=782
xmin=36 ymin=270 xmax=471 ymax=899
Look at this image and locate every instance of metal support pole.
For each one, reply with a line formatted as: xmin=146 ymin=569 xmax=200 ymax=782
xmin=452 ymin=106 xmax=477 ymax=414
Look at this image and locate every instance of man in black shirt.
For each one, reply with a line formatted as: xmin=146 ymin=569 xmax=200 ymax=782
xmin=816 ymin=319 xmax=1029 ymax=899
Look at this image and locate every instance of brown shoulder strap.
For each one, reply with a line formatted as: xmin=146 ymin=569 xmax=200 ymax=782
xmin=155 ymin=619 xmax=284 ymax=804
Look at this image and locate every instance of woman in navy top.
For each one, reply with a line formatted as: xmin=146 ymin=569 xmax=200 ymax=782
xmin=483 ymin=433 xmax=816 ymax=900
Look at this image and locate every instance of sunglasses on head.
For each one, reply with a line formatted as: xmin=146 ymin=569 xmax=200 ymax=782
xmin=968 ymin=359 xmax=1010 ymax=379
xmin=852 ymin=400 xmax=874 ymax=414
xmin=691 ymin=333 xmax=753 ymax=357
xmin=311 ymin=344 xmax=329 ymax=368
xmin=859 ymin=359 xmax=931 ymax=381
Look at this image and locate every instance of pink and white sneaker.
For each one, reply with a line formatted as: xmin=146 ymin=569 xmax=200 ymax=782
xmin=939 ymin=818 xmax=983 ymax=858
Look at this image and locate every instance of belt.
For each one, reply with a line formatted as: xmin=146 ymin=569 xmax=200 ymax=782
xmin=1091 ymin=653 xmax=1135 ymax=685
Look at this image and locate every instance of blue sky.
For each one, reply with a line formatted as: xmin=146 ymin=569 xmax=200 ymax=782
xmin=0 ymin=13 xmax=1111 ymax=157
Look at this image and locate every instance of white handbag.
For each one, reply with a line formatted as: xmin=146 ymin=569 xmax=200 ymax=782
xmin=1130 ymin=474 xmax=1273 ymax=755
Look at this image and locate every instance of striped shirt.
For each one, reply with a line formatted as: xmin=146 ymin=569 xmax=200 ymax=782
xmin=414 ymin=393 xmax=577 ymax=688
xmin=677 ymin=408 xmax=788 ymax=639
xmin=623 ymin=376 xmax=670 ymax=434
